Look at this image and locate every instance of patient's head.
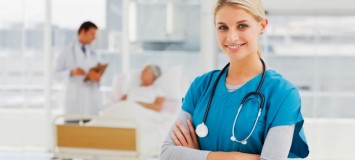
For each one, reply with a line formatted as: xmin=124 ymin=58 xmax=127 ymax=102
xmin=141 ymin=65 xmax=161 ymax=86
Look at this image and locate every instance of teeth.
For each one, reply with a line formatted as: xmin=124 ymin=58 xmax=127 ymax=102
xmin=228 ymin=44 xmax=242 ymax=49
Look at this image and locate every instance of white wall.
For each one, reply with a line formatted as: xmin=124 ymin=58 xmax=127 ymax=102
xmin=0 ymin=109 xmax=62 ymax=151
xmin=304 ymin=118 xmax=355 ymax=159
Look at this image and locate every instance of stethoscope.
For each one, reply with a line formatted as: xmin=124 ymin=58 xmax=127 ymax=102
xmin=195 ymin=58 xmax=266 ymax=145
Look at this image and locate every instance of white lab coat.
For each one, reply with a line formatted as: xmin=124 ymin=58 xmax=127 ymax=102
xmin=54 ymin=41 xmax=101 ymax=115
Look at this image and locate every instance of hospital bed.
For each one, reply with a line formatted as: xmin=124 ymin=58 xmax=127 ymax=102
xmin=53 ymin=115 xmax=141 ymax=160
xmin=52 ymin=66 xmax=188 ymax=160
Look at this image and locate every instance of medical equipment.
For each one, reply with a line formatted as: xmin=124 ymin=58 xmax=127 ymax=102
xmin=196 ymin=58 xmax=266 ymax=145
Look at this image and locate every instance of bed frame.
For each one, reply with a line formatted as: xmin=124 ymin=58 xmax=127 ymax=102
xmin=52 ymin=115 xmax=148 ymax=160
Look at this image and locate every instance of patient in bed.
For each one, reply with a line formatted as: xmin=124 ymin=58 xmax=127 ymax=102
xmin=86 ymin=65 xmax=181 ymax=158
xmin=120 ymin=65 xmax=165 ymax=112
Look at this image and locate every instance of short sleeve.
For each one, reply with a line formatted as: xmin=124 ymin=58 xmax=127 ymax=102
xmin=181 ymin=71 xmax=216 ymax=115
xmin=271 ymin=88 xmax=303 ymax=127
xmin=268 ymin=88 xmax=309 ymax=158
xmin=181 ymin=78 xmax=199 ymax=115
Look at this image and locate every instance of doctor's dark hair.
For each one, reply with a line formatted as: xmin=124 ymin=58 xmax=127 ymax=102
xmin=214 ymin=0 xmax=266 ymax=58
xmin=77 ymin=21 xmax=98 ymax=35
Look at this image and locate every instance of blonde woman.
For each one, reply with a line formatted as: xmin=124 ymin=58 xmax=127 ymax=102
xmin=161 ymin=0 xmax=309 ymax=159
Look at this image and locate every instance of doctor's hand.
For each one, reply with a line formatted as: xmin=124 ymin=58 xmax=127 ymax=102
xmin=86 ymin=70 xmax=101 ymax=82
xmin=171 ymin=119 xmax=200 ymax=149
xmin=70 ymin=68 xmax=85 ymax=77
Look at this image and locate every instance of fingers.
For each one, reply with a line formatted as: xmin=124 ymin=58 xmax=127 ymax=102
xmin=76 ymin=68 xmax=86 ymax=74
xmin=172 ymin=124 xmax=188 ymax=145
xmin=170 ymin=134 xmax=182 ymax=146
xmin=171 ymin=120 xmax=200 ymax=149
xmin=176 ymin=122 xmax=194 ymax=145
xmin=187 ymin=119 xmax=198 ymax=144
xmin=71 ymin=68 xmax=83 ymax=76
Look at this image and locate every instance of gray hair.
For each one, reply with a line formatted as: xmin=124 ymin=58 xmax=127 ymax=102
xmin=150 ymin=65 xmax=162 ymax=79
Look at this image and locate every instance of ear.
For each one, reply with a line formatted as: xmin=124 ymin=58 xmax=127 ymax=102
xmin=259 ymin=18 xmax=268 ymax=35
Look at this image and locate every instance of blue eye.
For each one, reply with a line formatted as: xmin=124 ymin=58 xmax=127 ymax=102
xmin=218 ymin=25 xmax=228 ymax=30
xmin=238 ymin=24 xmax=248 ymax=29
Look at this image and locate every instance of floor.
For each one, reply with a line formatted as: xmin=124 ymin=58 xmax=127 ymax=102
xmin=0 ymin=151 xmax=160 ymax=160
xmin=0 ymin=151 xmax=52 ymax=160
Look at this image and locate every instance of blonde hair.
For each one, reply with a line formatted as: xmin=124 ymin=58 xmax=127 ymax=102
xmin=214 ymin=0 xmax=266 ymax=58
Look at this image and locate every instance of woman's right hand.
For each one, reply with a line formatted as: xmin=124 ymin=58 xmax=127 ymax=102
xmin=171 ymin=119 xmax=200 ymax=149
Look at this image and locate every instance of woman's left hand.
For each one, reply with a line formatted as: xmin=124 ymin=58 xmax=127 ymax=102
xmin=171 ymin=119 xmax=200 ymax=149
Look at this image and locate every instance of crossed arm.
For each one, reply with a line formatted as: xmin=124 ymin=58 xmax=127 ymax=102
xmin=161 ymin=111 xmax=260 ymax=160
xmin=161 ymin=110 xmax=294 ymax=160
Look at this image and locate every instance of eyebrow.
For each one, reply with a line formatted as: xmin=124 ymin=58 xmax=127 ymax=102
xmin=216 ymin=20 xmax=248 ymax=25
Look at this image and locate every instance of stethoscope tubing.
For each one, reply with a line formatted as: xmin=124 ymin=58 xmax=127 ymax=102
xmin=196 ymin=58 xmax=266 ymax=144
xmin=202 ymin=58 xmax=266 ymax=123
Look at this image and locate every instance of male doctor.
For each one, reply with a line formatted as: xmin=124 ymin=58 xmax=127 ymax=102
xmin=54 ymin=21 xmax=102 ymax=123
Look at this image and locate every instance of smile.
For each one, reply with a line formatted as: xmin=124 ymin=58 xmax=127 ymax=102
xmin=225 ymin=43 xmax=246 ymax=49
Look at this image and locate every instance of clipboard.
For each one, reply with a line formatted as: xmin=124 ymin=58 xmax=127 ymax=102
xmin=84 ymin=63 xmax=108 ymax=82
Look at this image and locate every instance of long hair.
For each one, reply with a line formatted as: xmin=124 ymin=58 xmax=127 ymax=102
xmin=214 ymin=0 xmax=266 ymax=58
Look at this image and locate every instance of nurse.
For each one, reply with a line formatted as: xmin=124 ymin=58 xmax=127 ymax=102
xmin=54 ymin=21 xmax=102 ymax=123
xmin=160 ymin=0 xmax=309 ymax=160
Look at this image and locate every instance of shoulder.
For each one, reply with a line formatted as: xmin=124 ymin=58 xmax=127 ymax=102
xmin=182 ymin=70 xmax=221 ymax=114
xmin=191 ymin=70 xmax=221 ymax=89
xmin=265 ymin=69 xmax=299 ymax=95
xmin=264 ymin=70 xmax=301 ymax=114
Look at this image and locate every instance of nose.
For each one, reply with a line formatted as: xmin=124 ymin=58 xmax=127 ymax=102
xmin=227 ymin=29 xmax=239 ymax=43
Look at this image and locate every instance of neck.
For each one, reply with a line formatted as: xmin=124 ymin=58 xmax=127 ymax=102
xmin=141 ymin=82 xmax=153 ymax=86
xmin=226 ymin=55 xmax=263 ymax=85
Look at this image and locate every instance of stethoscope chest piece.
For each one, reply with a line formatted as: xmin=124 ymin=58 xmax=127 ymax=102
xmin=196 ymin=122 xmax=208 ymax=138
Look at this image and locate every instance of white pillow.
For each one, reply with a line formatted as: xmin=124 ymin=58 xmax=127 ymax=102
xmin=109 ymin=71 xmax=140 ymax=103
xmin=155 ymin=66 xmax=184 ymax=100
xmin=109 ymin=74 xmax=126 ymax=103
xmin=123 ymin=69 xmax=141 ymax=93
xmin=113 ymin=66 xmax=186 ymax=100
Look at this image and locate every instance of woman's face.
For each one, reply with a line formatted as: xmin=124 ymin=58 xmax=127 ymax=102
xmin=141 ymin=66 xmax=155 ymax=86
xmin=215 ymin=5 xmax=267 ymax=61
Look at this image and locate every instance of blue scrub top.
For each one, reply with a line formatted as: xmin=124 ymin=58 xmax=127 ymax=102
xmin=182 ymin=69 xmax=309 ymax=158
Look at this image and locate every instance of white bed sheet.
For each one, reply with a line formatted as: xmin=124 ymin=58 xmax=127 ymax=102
xmin=87 ymin=100 xmax=180 ymax=157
